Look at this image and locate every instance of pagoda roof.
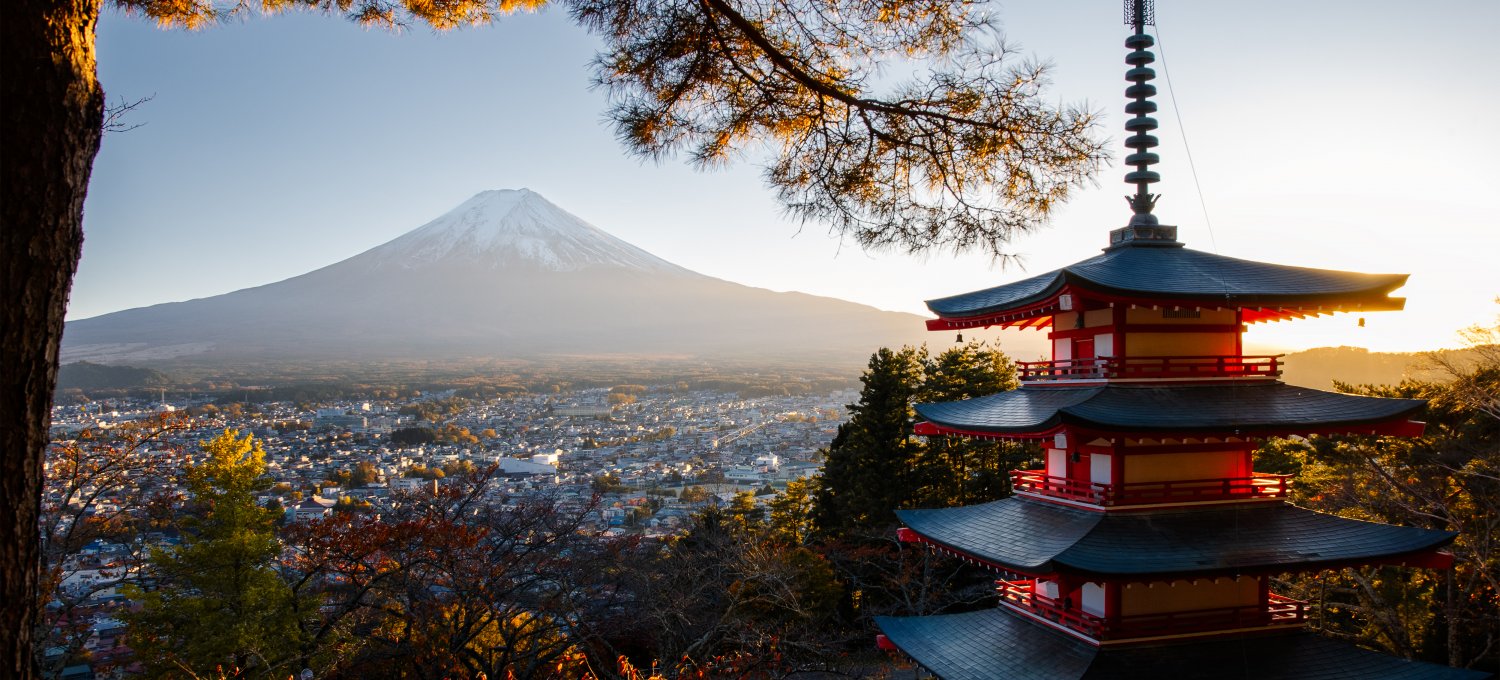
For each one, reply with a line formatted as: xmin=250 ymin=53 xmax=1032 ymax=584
xmin=895 ymin=498 xmax=1456 ymax=577
xmin=875 ymin=609 xmax=1491 ymax=680
xmin=925 ymin=245 xmax=1407 ymax=322
xmin=914 ymin=382 xmax=1424 ymax=438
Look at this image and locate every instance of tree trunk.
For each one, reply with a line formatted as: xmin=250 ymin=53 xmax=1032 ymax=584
xmin=1 ymin=0 xmax=104 ymax=675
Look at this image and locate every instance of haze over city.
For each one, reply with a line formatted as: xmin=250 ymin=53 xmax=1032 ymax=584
xmin=75 ymin=0 xmax=1500 ymax=355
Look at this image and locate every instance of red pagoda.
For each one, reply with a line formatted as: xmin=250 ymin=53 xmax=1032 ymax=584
xmin=872 ymin=3 xmax=1490 ymax=678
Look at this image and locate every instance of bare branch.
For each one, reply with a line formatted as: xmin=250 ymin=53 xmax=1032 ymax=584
xmin=102 ymin=94 xmax=154 ymax=134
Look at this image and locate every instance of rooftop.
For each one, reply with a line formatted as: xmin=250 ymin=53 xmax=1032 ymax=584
xmin=895 ymin=498 xmax=1456 ymax=577
xmin=925 ymin=245 xmax=1407 ymax=328
xmin=913 ymin=382 xmax=1424 ymax=438
xmin=876 ymin=609 xmax=1491 ymax=679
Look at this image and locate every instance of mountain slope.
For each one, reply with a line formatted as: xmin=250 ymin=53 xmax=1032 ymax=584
xmin=63 ymin=190 xmax=933 ymax=365
xmin=356 ymin=189 xmax=694 ymax=274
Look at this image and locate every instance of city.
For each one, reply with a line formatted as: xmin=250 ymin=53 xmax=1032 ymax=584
xmin=41 ymin=385 xmax=855 ymax=675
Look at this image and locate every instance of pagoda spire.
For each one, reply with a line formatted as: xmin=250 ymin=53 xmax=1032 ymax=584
xmin=1111 ymin=0 xmax=1178 ymax=247
xmin=1124 ymin=0 xmax=1160 ymax=226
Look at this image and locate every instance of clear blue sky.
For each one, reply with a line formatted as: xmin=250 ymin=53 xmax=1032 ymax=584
xmin=76 ymin=0 xmax=1499 ymax=354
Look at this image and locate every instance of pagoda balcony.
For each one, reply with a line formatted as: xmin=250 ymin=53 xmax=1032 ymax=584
xmin=1010 ymin=469 xmax=1291 ymax=507
xmin=1017 ymin=355 xmax=1283 ymax=383
xmin=996 ymin=579 xmax=1308 ymax=642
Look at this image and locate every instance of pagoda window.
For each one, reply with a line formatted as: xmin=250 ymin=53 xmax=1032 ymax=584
xmin=1081 ymin=582 xmax=1107 ymax=617
xmin=1046 ymin=448 xmax=1068 ymax=479
xmin=1090 ymin=453 xmax=1114 ymax=486
xmin=1095 ymin=332 xmax=1116 ymax=357
xmin=1036 ymin=579 xmax=1061 ymax=601
xmin=1053 ymin=337 xmax=1073 ymax=361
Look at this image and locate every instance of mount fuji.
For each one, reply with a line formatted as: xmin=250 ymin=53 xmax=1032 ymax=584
xmin=62 ymin=190 xmax=933 ymax=366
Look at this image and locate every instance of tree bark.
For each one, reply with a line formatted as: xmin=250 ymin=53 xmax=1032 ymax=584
xmin=1 ymin=0 xmax=104 ymax=674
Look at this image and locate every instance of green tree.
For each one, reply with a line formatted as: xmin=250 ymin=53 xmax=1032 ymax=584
xmin=916 ymin=342 xmax=1027 ymax=507
xmin=265 ymin=497 xmax=287 ymax=527
xmin=442 ymin=458 xmax=477 ymax=477
xmin=807 ymin=343 xmax=1029 ymax=630
xmin=727 ymin=490 xmax=761 ymax=526
xmin=626 ymin=505 xmax=653 ymax=527
xmin=814 ymin=342 xmax=1029 ymax=536
xmin=813 ymin=346 xmax=925 ymax=533
xmin=389 ymin=426 xmax=437 ymax=446
xmin=333 ymin=496 xmax=373 ymax=514
xmin=768 ymin=477 xmax=817 ymax=545
xmin=591 ymin=472 xmax=627 ymax=495
xmin=349 ymin=460 xmax=380 ymax=487
xmin=123 ymin=430 xmax=306 ymax=677
xmin=5 ymin=0 xmax=1103 ymax=668
xmin=404 ymin=464 xmax=445 ymax=480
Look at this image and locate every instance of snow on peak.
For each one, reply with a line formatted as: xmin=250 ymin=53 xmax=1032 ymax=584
xmin=363 ymin=189 xmax=692 ymax=274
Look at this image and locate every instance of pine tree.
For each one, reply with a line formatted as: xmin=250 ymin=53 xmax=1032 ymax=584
xmin=813 ymin=342 xmax=1033 ymax=535
xmin=768 ymin=478 xmax=816 ymax=545
xmin=918 ymin=343 xmax=1032 ymax=507
xmin=124 ymin=430 xmax=306 ymax=677
xmin=814 ymin=346 xmax=925 ymax=534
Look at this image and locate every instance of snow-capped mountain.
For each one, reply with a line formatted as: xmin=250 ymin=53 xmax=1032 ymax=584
xmin=355 ymin=189 xmax=692 ymax=274
xmin=63 ymin=190 xmax=932 ymax=366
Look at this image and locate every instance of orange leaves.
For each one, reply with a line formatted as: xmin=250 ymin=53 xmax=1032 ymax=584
xmin=111 ymin=0 xmax=218 ymax=29
xmin=111 ymin=0 xmax=550 ymax=31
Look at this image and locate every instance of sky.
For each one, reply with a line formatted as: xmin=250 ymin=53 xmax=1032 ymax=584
xmin=76 ymin=0 xmax=1499 ymax=355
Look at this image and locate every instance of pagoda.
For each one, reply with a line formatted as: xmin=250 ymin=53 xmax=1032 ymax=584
xmin=872 ymin=3 xmax=1490 ymax=679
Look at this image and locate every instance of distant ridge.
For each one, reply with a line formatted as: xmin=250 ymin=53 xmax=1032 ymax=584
xmin=1278 ymin=346 xmax=1464 ymax=389
xmin=63 ymin=190 xmax=933 ymax=367
xmin=56 ymin=361 xmax=171 ymax=390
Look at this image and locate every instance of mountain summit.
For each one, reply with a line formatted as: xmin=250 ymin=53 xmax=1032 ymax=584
xmin=63 ymin=190 xmax=931 ymax=366
xmin=356 ymin=189 xmax=692 ymax=275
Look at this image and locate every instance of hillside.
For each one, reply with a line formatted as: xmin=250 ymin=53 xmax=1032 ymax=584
xmin=1278 ymin=346 xmax=1474 ymax=389
xmin=55 ymin=361 xmax=172 ymax=390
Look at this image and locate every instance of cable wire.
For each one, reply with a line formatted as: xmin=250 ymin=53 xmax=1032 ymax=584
xmin=1152 ymin=24 xmax=1219 ymax=255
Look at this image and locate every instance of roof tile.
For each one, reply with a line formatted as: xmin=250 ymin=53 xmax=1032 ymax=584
xmin=897 ymin=498 xmax=1456 ymax=576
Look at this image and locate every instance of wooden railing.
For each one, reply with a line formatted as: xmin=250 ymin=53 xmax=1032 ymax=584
xmin=1017 ymin=357 xmax=1114 ymax=381
xmin=996 ymin=579 xmax=1106 ymax=637
xmin=1017 ymin=355 xmax=1283 ymax=382
xmin=997 ymin=579 xmax=1307 ymax=640
xmin=1010 ymin=469 xmax=1291 ymax=506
